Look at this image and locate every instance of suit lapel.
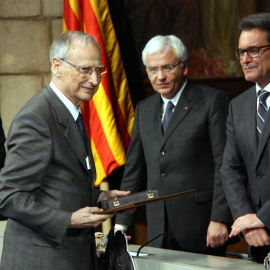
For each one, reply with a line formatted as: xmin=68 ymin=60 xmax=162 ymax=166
xmin=64 ymin=121 xmax=90 ymax=173
xmin=257 ymin=98 xmax=270 ymax=164
xmin=84 ymin=131 xmax=96 ymax=187
xmin=153 ymin=95 xmax=164 ymax=143
xmin=243 ymin=88 xmax=258 ymax=159
xmin=42 ymin=85 xmax=91 ymax=175
xmin=161 ymin=81 xmax=193 ymax=147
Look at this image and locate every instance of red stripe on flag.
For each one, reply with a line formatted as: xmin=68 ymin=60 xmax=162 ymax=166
xmin=83 ymin=102 xmax=120 ymax=175
xmin=82 ymin=0 xmax=131 ymax=150
xmin=63 ymin=0 xmax=83 ymax=31
xmin=63 ymin=0 xmax=134 ymax=184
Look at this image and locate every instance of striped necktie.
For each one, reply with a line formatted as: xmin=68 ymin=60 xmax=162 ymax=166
xmin=162 ymin=101 xmax=175 ymax=134
xmin=257 ymin=89 xmax=270 ymax=137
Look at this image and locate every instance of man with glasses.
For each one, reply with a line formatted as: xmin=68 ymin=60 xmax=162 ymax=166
xmin=221 ymin=13 xmax=270 ymax=263
xmin=116 ymin=35 xmax=233 ymax=255
xmin=0 ymin=30 xmax=130 ymax=270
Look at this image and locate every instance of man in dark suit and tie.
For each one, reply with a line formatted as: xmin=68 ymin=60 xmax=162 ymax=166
xmin=0 ymin=117 xmax=6 ymax=169
xmin=116 ymin=35 xmax=233 ymax=255
xmin=0 ymin=30 xmax=130 ymax=270
xmin=221 ymin=13 xmax=270 ymax=263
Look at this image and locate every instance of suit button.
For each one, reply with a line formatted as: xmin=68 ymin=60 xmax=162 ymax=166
xmin=161 ymin=151 xmax=165 ymax=156
xmin=161 ymin=173 xmax=166 ymax=178
xmin=257 ymin=173 xmax=263 ymax=179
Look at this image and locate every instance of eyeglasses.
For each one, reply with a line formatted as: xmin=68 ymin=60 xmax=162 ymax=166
xmin=146 ymin=61 xmax=182 ymax=75
xmin=234 ymin=45 xmax=270 ymax=60
xmin=60 ymin=59 xmax=108 ymax=78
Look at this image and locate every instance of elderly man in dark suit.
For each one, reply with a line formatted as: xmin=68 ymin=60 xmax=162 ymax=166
xmin=221 ymin=13 xmax=270 ymax=263
xmin=0 ymin=30 xmax=129 ymax=270
xmin=115 ymin=35 xmax=233 ymax=255
xmin=0 ymin=117 xmax=6 ymax=169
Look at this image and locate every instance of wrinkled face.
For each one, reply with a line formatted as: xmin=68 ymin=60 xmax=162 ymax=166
xmin=239 ymin=29 xmax=270 ymax=89
xmin=145 ymin=49 xmax=188 ymax=99
xmin=52 ymin=43 xmax=102 ymax=107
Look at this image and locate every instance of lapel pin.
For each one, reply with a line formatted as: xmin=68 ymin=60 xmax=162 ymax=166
xmin=185 ymin=107 xmax=188 ymax=110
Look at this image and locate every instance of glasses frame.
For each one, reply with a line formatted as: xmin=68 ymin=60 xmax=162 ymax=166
xmin=60 ymin=58 xmax=108 ymax=78
xmin=146 ymin=61 xmax=183 ymax=75
xmin=234 ymin=45 xmax=270 ymax=60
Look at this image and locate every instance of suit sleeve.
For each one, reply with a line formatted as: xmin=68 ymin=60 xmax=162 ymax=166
xmin=0 ymin=109 xmax=71 ymax=245
xmin=115 ymin=102 xmax=147 ymax=226
xmin=221 ymin=102 xmax=254 ymax=220
xmin=208 ymin=91 xmax=233 ymax=222
xmin=0 ymin=117 xmax=6 ymax=169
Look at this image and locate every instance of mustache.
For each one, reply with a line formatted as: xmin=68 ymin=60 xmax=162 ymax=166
xmin=244 ymin=63 xmax=257 ymax=68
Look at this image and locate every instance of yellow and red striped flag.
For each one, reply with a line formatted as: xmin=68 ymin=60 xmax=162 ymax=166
xmin=63 ymin=0 xmax=134 ymax=186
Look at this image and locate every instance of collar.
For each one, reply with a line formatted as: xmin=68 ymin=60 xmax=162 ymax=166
xmin=256 ymin=82 xmax=270 ymax=97
xmin=161 ymin=79 xmax=187 ymax=107
xmin=50 ymin=81 xmax=81 ymax=121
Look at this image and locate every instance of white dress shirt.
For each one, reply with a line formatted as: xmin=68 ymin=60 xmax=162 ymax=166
xmin=50 ymin=81 xmax=81 ymax=120
xmin=256 ymin=82 xmax=270 ymax=110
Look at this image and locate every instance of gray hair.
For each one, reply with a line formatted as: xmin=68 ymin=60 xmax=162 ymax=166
xmin=49 ymin=30 xmax=100 ymax=76
xmin=142 ymin=35 xmax=188 ymax=66
xmin=239 ymin=13 xmax=270 ymax=43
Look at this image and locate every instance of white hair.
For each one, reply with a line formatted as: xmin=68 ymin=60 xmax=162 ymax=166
xmin=49 ymin=30 xmax=100 ymax=76
xmin=142 ymin=35 xmax=188 ymax=66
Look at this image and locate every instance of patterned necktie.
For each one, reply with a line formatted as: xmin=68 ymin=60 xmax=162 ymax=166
xmin=162 ymin=101 xmax=175 ymax=134
xmin=76 ymin=113 xmax=88 ymax=154
xmin=257 ymin=89 xmax=270 ymax=137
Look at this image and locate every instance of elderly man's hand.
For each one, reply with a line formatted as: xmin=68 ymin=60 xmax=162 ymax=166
xmin=68 ymin=207 xmax=115 ymax=228
xmin=98 ymin=190 xmax=131 ymax=202
xmin=99 ymin=190 xmax=136 ymax=215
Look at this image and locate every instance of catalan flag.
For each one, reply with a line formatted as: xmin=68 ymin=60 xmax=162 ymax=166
xmin=63 ymin=0 xmax=134 ymax=186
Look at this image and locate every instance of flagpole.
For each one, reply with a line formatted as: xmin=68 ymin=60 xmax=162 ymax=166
xmin=99 ymin=179 xmax=112 ymax=234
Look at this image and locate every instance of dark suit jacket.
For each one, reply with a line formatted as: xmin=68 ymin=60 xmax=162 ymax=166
xmin=0 ymin=84 xmax=102 ymax=270
xmin=221 ymin=85 xmax=270 ymax=229
xmin=116 ymin=80 xmax=232 ymax=252
xmin=0 ymin=117 xmax=6 ymax=169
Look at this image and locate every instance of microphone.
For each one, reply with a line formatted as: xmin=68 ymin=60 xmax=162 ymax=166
xmin=136 ymin=232 xmax=167 ymax=257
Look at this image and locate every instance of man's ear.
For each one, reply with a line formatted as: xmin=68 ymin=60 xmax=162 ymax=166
xmin=52 ymin=57 xmax=62 ymax=77
xmin=183 ymin=61 xmax=189 ymax=76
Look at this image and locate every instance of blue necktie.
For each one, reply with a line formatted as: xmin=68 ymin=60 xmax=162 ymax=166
xmin=76 ymin=113 xmax=88 ymax=154
xmin=162 ymin=101 xmax=175 ymax=134
xmin=257 ymin=90 xmax=270 ymax=137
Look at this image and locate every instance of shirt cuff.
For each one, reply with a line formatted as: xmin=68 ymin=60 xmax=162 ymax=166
xmin=115 ymin=224 xmax=128 ymax=231
xmin=97 ymin=191 xmax=105 ymax=203
xmin=257 ymin=216 xmax=264 ymax=225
